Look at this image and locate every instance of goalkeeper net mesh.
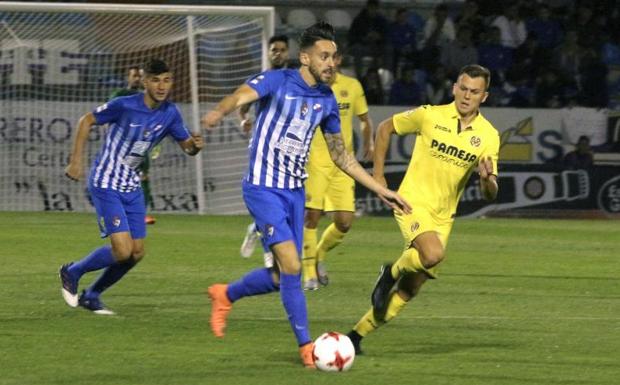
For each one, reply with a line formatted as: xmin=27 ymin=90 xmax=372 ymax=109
xmin=0 ymin=3 xmax=272 ymax=214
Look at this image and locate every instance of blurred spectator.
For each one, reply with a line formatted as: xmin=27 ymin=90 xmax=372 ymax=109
xmin=422 ymin=3 xmax=455 ymax=47
xmin=555 ymin=29 xmax=582 ymax=79
xmin=454 ymin=0 xmax=485 ymax=44
xmin=572 ymin=4 xmax=600 ymax=48
xmin=535 ymin=68 xmax=566 ymax=108
xmin=440 ymin=25 xmax=478 ymax=79
xmin=563 ymin=135 xmax=594 ymax=170
xmin=477 ymin=26 xmax=513 ymax=83
xmin=389 ymin=8 xmax=417 ymax=74
xmin=601 ymin=32 xmax=620 ymax=66
xmin=388 ymin=67 xmax=424 ymax=106
xmin=578 ymin=48 xmax=609 ymax=108
xmin=348 ymin=0 xmax=389 ymax=78
xmin=501 ymin=68 xmax=535 ymax=107
xmin=513 ymin=33 xmax=552 ymax=81
xmin=420 ymin=3 xmax=455 ymax=70
xmin=525 ymin=4 xmax=563 ymax=49
xmin=361 ymin=67 xmax=384 ymax=105
xmin=425 ymin=65 xmax=452 ymax=105
xmin=407 ymin=8 xmax=426 ymax=35
xmin=491 ymin=3 xmax=527 ymax=49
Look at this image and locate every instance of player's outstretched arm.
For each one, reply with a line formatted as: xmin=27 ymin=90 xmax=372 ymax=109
xmin=64 ymin=112 xmax=97 ymax=181
xmin=202 ymin=84 xmax=259 ymax=130
xmin=238 ymin=104 xmax=253 ymax=135
xmin=179 ymin=133 xmax=204 ymax=156
xmin=372 ymin=117 xmax=396 ymax=188
xmin=358 ymin=112 xmax=375 ymax=162
xmin=324 ymin=132 xmax=411 ymax=214
xmin=478 ymin=156 xmax=498 ymax=201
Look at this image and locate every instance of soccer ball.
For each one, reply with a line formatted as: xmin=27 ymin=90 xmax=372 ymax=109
xmin=313 ymin=332 xmax=355 ymax=372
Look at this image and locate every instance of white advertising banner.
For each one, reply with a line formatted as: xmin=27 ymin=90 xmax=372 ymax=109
xmin=0 ymin=102 xmax=611 ymax=213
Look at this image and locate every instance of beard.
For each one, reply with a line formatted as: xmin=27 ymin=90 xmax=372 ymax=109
xmin=309 ymin=64 xmax=331 ymax=84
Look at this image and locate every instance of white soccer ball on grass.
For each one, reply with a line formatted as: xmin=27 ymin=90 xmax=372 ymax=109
xmin=313 ymin=332 xmax=355 ymax=372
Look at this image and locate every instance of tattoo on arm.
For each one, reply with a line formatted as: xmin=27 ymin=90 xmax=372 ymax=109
xmin=325 ymin=133 xmax=356 ymax=171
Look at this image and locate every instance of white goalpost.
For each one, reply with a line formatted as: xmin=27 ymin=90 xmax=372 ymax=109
xmin=0 ymin=2 xmax=274 ymax=214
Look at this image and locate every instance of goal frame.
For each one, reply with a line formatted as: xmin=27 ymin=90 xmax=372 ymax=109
xmin=0 ymin=1 xmax=275 ymax=214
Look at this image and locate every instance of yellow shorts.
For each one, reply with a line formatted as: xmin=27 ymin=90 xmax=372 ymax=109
xmin=305 ymin=162 xmax=355 ymax=212
xmin=394 ymin=207 xmax=454 ymax=278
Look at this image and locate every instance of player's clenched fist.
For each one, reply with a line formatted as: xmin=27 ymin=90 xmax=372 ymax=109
xmin=64 ymin=163 xmax=82 ymax=181
xmin=191 ymin=133 xmax=205 ymax=150
xmin=202 ymin=110 xmax=223 ymax=130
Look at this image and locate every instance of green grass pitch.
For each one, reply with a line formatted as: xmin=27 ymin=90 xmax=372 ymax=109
xmin=0 ymin=212 xmax=618 ymax=385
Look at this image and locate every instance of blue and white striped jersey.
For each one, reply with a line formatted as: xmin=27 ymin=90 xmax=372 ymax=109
xmin=89 ymin=93 xmax=191 ymax=192
xmin=245 ymin=69 xmax=340 ymax=189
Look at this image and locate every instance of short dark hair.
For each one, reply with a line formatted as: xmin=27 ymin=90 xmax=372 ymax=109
xmin=458 ymin=64 xmax=491 ymax=89
xmin=269 ymin=35 xmax=289 ymax=47
xmin=577 ymin=135 xmax=590 ymax=143
xmin=143 ymin=59 xmax=170 ymax=76
xmin=298 ymin=21 xmax=335 ymax=51
xmin=128 ymin=65 xmax=141 ymax=73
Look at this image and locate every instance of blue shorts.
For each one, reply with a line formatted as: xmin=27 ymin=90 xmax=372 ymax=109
xmin=89 ymin=185 xmax=146 ymax=239
xmin=242 ymin=180 xmax=304 ymax=255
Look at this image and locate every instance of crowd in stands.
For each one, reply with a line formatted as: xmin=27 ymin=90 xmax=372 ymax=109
xmin=284 ymin=0 xmax=620 ymax=109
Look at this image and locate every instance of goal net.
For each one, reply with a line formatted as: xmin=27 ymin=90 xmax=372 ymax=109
xmin=0 ymin=2 xmax=274 ymax=214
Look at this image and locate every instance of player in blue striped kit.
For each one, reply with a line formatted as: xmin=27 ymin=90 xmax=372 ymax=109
xmin=202 ymin=22 xmax=410 ymax=368
xmin=60 ymin=59 xmax=204 ymax=315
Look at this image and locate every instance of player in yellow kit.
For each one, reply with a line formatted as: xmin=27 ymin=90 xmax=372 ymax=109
xmin=302 ymin=51 xmax=374 ymax=290
xmin=346 ymin=64 xmax=500 ymax=353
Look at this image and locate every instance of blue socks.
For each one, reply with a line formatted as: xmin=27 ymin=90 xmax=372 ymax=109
xmin=85 ymin=259 xmax=137 ymax=298
xmin=279 ymin=272 xmax=311 ymax=346
xmin=68 ymin=245 xmax=116 ymax=278
xmin=227 ymin=268 xmax=278 ymax=302
xmin=226 ymin=269 xmax=310 ymax=345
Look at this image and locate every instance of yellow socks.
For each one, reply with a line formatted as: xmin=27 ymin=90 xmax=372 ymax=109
xmin=302 ymin=227 xmax=318 ymax=282
xmin=317 ymin=223 xmax=346 ymax=262
xmin=391 ymin=247 xmax=427 ymax=279
xmin=384 ymin=292 xmax=407 ymax=322
xmin=353 ymin=292 xmax=409 ymax=337
xmin=353 ymin=307 xmax=380 ymax=337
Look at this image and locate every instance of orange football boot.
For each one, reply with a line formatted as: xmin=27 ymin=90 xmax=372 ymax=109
xmin=207 ymin=284 xmax=232 ymax=338
xmin=299 ymin=342 xmax=316 ymax=369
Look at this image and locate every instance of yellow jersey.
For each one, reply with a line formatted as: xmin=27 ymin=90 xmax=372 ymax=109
xmin=309 ymin=72 xmax=368 ymax=167
xmin=393 ymin=102 xmax=499 ymax=222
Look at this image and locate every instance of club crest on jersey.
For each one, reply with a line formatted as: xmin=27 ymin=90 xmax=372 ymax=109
xmin=300 ymin=102 xmax=309 ymax=117
xmin=95 ymin=103 xmax=109 ymax=113
xmin=470 ymin=136 xmax=481 ymax=147
xmin=264 ymin=224 xmax=275 ymax=237
xmin=312 ymin=103 xmax=322 ymax=112
xmin=250 ymin=74 xmax=265 ymax=85
xmin=340 ymin=90 xmax=348 ymax=98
